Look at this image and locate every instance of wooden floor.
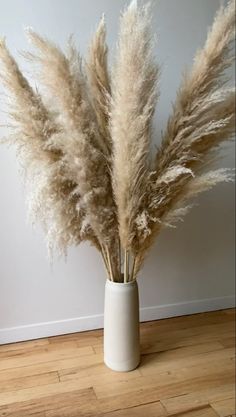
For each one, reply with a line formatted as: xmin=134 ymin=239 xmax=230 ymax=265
xmin=0 ymin=309 xmax=235 ymax=417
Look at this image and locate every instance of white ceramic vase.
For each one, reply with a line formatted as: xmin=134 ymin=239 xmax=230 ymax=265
xmin=104 ymin=279 xmax=140 ymax=372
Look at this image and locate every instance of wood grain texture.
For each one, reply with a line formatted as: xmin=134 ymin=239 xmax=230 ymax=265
xmin=211 ymin=398 xmax=236 ymax=417
xmin=161 ymin=384 xmax=235 ymax=414
xmin=173 ymin=406 xmax=219 ymax=417
xmin=0 ymin=309 xmax=234 ymax=416
xmin=102 ymin=401 xmax=167 ymax=417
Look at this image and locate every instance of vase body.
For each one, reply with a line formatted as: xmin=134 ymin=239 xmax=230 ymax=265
xmin=104 ymin=279 xmax=140 ymax=372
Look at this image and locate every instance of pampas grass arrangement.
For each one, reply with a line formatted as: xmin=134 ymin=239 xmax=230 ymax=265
xmin=0 ymin=0 xmax=235 ymax=283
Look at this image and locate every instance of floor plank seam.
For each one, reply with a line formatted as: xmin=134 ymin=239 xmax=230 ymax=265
xmin=159 ymin=398 xmax=169 ymax=415
xmin=99 ymin=398 xmax=166 ymax=415
xmin=164 ymin=404 xmax=214 ymax=416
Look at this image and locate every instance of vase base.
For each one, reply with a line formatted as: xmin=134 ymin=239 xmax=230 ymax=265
xmin=104 ymin=356 xmax=140 ymax=372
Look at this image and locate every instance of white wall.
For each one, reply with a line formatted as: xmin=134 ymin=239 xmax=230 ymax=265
xmin=0 ymin=0 xmax=235 ymax=344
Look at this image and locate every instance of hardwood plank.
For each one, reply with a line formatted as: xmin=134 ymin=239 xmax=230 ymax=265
xmin=45 ymin=406 xmax=101 ymax=417
xmin=0 ymin=371 xmax=59 ymax=393
xmin=48 ymin=333 xmax=102 ymax=348
xmin=140 ymin=310 xmax=235 ymax=332
xmin=97 ymin=387 xmax=167 ymax=414
xmin=211 ymin=398 xmax=236 ymax=417
xmin=0 ymin=352 xmax=103 ymax=383
xmin=174 ymin=406 xmax=219 ymax=417
xmin=0 ymin=340 xmax=90 ymax=360
xmin=222 ymin=308 xmax=235 ymax=316
xmin=49 ymin=328 xmax=103 ymax=340
xmin=0 ymin=339 xmax=49 ymax=353
xmin=139 ymin=347 xmax=235 ymax=376
xmin=0 ymin=412 xmax=46 ymax=417
xmin=161 ymin=384 xmax=235 ymax=414
xmin=219 ymin=337 xmax=235 ymax=348
xmin=103 ymin=401 xmax=166 ymax=417
xmin=59 ymin=362 xmax=141 ymax=383
xmin=97 ymin=373 xmax=234 ymax=413
xmin=0 ymin=378 xmax=95 ymax=407
xmin=140 ymin=315 xmax=235 ymax=337
xmin=146 ymin=341 xmax=225 ymax=358
xmin=94 ymin=358 xmax=234 ymax=399
xmin=142 ymin=319 xmax=234 ymax=336
xmin=0 ymin=387 xmax=98 ymax=417
xmin=140 ymin=322 xmax=234 ymax=347
xmin=0 ymin=366 xmax=142 ymax=407
xmin=0 ymin=345 xmax=94 ymax=371
xmin=139 ymin=333 xmax=234 ymax=356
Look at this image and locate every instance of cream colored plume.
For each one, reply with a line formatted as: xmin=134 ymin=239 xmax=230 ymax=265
xmin=24 ymin=29 xmax=120 ymax=277
xmin=111 ymin=0 xmax=159 ymax=254
xmin=132 ymin=0 xmax=235 ymax=276
xmin=0 ymin=39 xmax=98 ymax=255
xmin=164 ymin=168 xmax=234 ymax=226
xmin=86 ymin=16 xmax=112 ymax=155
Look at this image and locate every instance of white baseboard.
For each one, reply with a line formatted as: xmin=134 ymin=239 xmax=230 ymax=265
xmin=0 ymin=295 xmax=235 ymax=345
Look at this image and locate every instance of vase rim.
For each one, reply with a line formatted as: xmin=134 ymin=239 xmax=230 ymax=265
xmin=106 ymin=278 xmax=137 ymax=286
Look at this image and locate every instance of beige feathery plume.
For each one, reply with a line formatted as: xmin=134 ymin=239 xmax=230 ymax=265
xmin=86 ymin=15 xmax=112 ymax=155
xmin=111 ymin=0 xmax=159 ymax=257
xmin=156 ymin=0 xmax=235 ymax=173
xmin=24 ymin=30 xmax=120 ymax=278
xmin=0 ymin=39 xmax=99 ymax=255
xmin=25 ymin=29 xmax=108 ymax=156
xmin=133 ymin=0 xmax=235 ymax=277
xmin=164 ymin=168 xmax=234 ymax=226
xmin=133 ymin=167 xmax=234 ymax=277
xmin=0 ymin=38 xmax=56 ymax=154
